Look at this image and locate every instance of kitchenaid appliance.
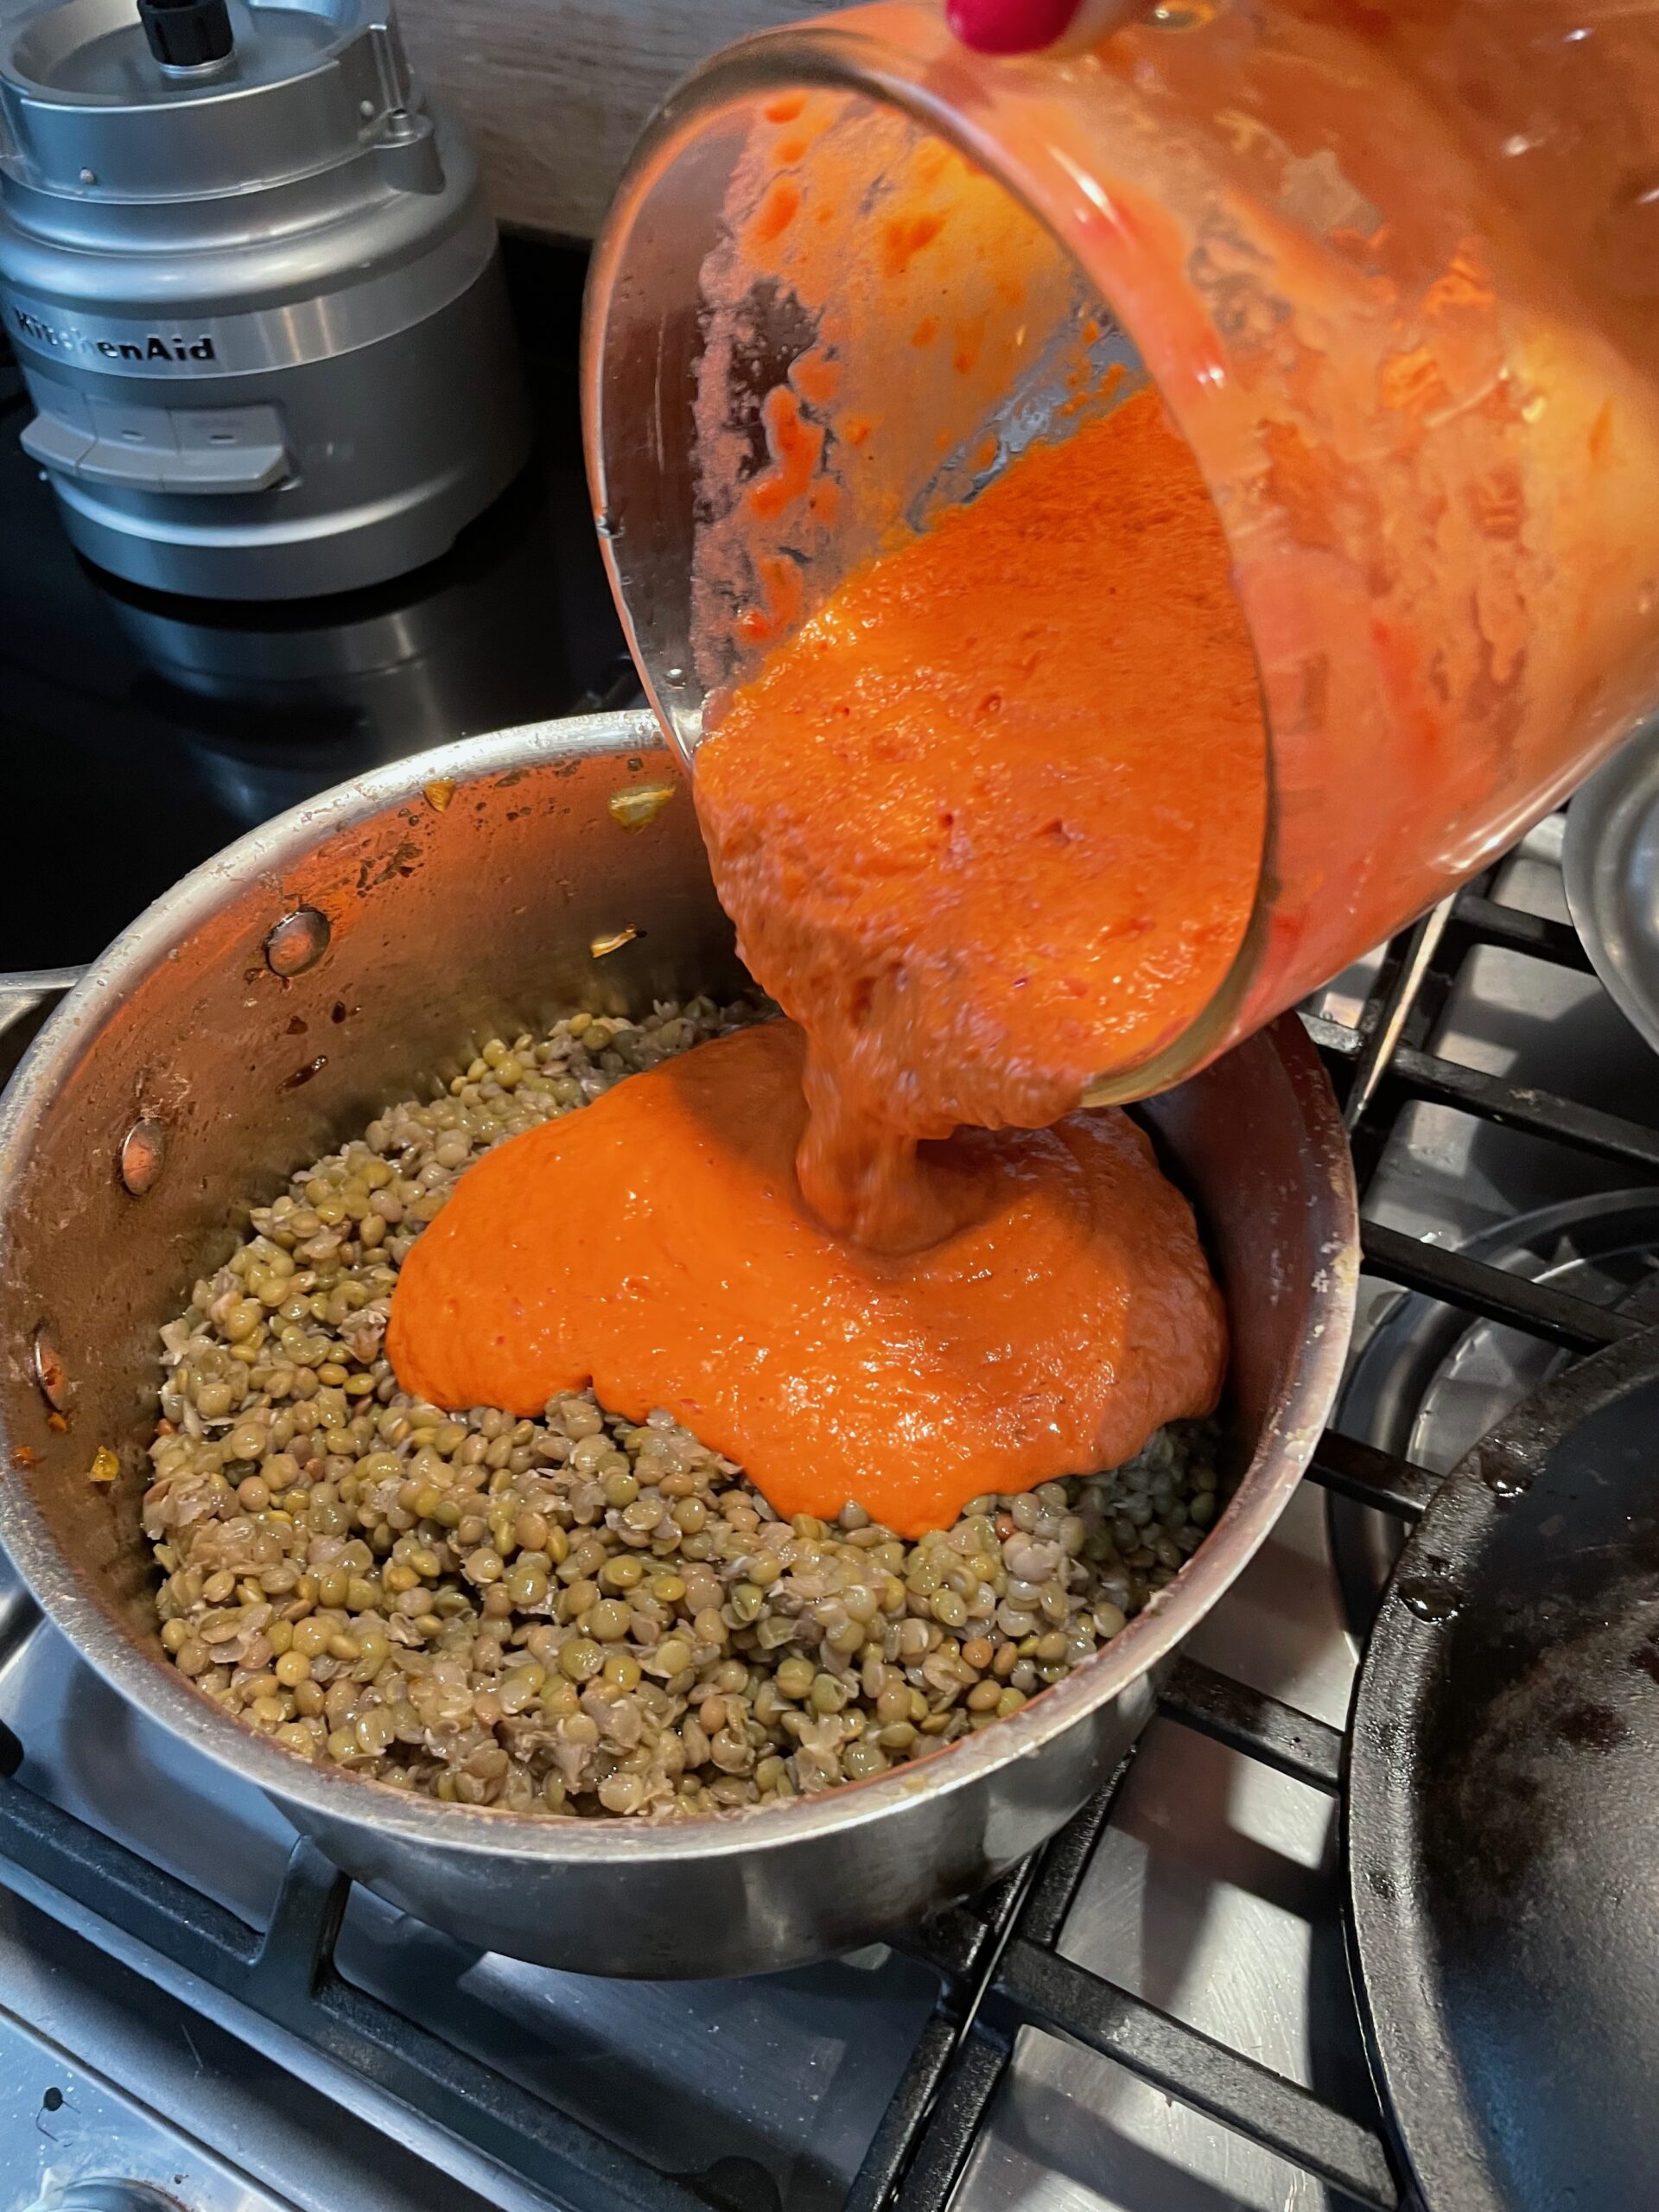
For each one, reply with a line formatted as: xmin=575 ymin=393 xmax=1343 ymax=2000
xmin=0 ymin=0 xmax=529 ymax=597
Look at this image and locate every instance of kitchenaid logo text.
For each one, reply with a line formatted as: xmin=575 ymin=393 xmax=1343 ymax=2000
xmin=10 ymin=306 xmax=216 ymax=364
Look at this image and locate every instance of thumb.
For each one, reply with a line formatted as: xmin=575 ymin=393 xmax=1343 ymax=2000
xmin=945 ymin=0 xmax=1147 ymax=53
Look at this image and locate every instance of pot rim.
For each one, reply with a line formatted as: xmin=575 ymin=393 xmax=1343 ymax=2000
xmin=0 ymin=709 xmax=1357 ymax=1867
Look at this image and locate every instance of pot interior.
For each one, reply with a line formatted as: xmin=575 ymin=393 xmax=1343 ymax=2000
xmin=0 ymin=710 xmax=1351 ymax=1818
xmin=0 ymin=717 xmax=746 ymax=1648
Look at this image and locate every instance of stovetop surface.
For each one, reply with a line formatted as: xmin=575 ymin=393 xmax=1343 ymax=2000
xmin=3 ymin=234 xmax=1657 ymax=2212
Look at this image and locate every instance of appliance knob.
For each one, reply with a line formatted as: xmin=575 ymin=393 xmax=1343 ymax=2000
xmin=22 ymin=2185 xmax=181 ymax=2212
xmin=137 ymin=0 xmax=233 ymax=70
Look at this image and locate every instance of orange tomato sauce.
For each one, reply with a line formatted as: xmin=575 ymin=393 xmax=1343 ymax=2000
xmin=696 ymin=387 xmax=1268 ymax=1250
xmin=389 ymin=387 xmax=1263 ymax=1532
xmin=386 ymin=1022 xmax=1225 ymax=1538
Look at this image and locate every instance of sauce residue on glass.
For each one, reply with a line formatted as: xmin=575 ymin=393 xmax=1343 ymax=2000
xmin=390 ymin=386 xmax=1262 ymax=1531
xmin=387 ymin=1021 xmax=1225 ymax=1539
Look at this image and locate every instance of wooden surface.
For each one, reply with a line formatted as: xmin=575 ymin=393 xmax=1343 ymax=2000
xmin=397 ymin=0 xmax=847 ymax=242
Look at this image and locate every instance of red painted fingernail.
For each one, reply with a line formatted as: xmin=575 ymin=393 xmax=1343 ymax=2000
xmin=945 ymin=0 xmax=1085 ymax=54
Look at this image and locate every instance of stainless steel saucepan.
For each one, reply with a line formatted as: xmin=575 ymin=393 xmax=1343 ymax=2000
xmin=0 ymin=711 xmax=1357 ymax=1978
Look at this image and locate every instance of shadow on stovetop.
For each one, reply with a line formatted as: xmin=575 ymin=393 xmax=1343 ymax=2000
xmin=975 ymin=2069 xmax=1294 ymax=2212
xmin=333 ymin=1880 xmax=941 ymax=2212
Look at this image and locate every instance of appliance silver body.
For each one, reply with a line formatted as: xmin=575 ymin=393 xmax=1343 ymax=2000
xmin=0 ymin=711 xmax=1356 ymax=1978
xmin=0 ymin=0 xmax=529 ymax=598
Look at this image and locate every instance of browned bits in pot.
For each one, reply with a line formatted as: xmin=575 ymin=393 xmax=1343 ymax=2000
xmin=143 ymin=997 xmax=1224 ymax=1821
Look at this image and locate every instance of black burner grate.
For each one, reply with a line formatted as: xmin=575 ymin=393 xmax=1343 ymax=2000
xmin=0 ymin=842 xmax=1652 ymax=2212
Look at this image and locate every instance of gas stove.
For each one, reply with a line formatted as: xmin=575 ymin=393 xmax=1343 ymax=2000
xmin=3 ymin=236 xmax=1658 ymax=2212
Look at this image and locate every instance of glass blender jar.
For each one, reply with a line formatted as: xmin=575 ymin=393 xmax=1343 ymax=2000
xmin=584 ymin=0 xmax=1659 ymax=1100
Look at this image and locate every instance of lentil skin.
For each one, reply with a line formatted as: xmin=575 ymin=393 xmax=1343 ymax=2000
xmin=145 ymin=999 xmax=1224 ymax=1820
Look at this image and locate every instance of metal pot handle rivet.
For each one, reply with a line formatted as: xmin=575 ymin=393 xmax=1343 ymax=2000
xmin=118 ymin=1117 xmax=167 ymax=1198
xmin=30 ymin=1322 xmax=72 ymax=1414
xmin=264 ymin=907 xmax=331 ymax=977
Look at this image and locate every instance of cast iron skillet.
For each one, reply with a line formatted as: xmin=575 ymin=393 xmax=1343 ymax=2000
xmin=1348 ymin=1324 xmax=1659 ymax=2210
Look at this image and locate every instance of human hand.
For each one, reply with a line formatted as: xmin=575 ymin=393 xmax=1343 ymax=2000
xmin=944 ymin=0 xmax=1147 ymax=54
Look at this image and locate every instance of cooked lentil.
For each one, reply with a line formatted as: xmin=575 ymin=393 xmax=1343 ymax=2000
xmin=144 ymin=997 xmax=1224 ymax=1819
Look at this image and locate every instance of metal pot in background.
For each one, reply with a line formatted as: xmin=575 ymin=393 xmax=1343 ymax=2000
xmin=0 ymin=712 xmax=1357 ymax=1977
xmin=1562 ymin=719 xmax=1659 ymax=1062
xmin=0 ymin=0 xmax=529 ymax=598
